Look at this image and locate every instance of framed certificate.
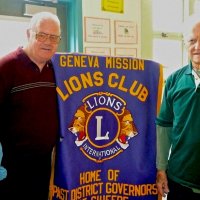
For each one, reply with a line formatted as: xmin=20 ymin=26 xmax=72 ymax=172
xmin=84 ymin=17 xmax=111 ymax=43
xmin=85 ymin=47 xmax=111 ymax=56
xmin=115 ymin=20 xmax=137 ymax=44
xmin=115 ymin=48 xmax=137 ymax=57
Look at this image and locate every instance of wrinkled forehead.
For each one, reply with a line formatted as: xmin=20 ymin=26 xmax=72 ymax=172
xmin=37 ymin=18 xmax=59 ymax=28
xmin=33 ymin=19 xmax=61 ymax=35
xmin=185 ymin=22 xmax=200 ymax=41
xmin=191 ymin=22 xmax=200 ymax=35
xmin=183 ymin=15 xmax=200 ymax=40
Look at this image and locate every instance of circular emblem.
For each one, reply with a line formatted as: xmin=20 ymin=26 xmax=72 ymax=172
xmin=68 ymin=92 xmax=138 ymax=163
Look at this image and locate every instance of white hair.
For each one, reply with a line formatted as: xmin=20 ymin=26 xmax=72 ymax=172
xmin=28 ymin=12 xmax=61 ymax=32
xmin=182 ymin=13 xmax=200 ymax=42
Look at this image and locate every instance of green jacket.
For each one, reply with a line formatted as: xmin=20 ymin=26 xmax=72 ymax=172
xmin=156 ymin=63 xmax=200 ymax=189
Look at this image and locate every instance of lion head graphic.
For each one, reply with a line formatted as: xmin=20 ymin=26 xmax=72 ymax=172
xmin=117 ymin=110 xmax=138 ymax=149
xmin=68 ymin=106 xmax=88 ymax=146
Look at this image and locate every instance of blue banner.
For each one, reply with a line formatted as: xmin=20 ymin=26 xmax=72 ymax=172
xmin=50 ymin=53 xmax=163 ymax=200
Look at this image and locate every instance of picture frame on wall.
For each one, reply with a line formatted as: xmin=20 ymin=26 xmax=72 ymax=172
xmin=114 ymin=20 xmax=137 ymax=44
xmin=84 ymin=17 xmax=111 ymax=43
xmin=85 ymin=47 xmax=111 ymax=56
xmin=115 ymin=48 xmax=137 ymax=57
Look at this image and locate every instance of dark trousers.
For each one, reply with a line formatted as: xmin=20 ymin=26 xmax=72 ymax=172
xmin=167 ymin=178 xmax=200 ymax=200
xmin=0 ymin=154 xmax=52 ymax=200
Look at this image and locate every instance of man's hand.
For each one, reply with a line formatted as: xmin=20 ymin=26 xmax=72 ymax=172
xmin=156 ymin=170 xmax=169 ymax=197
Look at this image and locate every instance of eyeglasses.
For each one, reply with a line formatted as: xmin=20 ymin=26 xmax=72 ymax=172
xmin=33 ymin=31 xmax=61 ymax=44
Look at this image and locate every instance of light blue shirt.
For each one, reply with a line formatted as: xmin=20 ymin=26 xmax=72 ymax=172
xmin=0 ymin=143 xmax=7 ymax=181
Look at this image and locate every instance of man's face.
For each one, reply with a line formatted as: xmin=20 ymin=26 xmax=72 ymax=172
xmin=28 ymin=19 xmax=60 ymax=63
xmin=187 ymin=23 xmax=200 ymax=67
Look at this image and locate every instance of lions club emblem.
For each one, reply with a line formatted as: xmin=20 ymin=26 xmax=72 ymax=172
xmin=68 ymin=92 xmax=138 ymax=162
